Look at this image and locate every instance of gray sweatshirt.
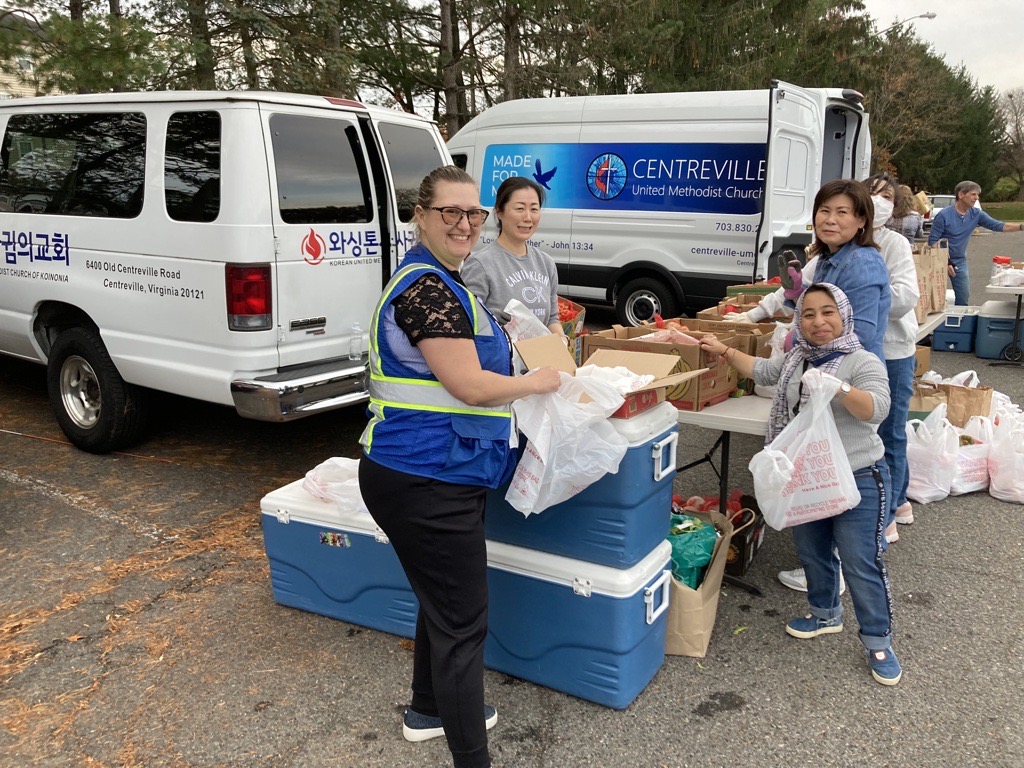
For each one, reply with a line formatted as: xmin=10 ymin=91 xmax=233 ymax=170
xmin=461 ymin=239 xmax=560 ymax=326
xmin=753 ymin=350 xmax=890 ymax=471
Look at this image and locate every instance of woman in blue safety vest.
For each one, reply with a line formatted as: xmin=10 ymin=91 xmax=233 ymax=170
xmin=358 ymin=165 xmax=560 ymax=768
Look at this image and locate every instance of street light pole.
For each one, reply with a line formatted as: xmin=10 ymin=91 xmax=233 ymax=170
xmin=875 ymin=12 xmax=938 ymax=37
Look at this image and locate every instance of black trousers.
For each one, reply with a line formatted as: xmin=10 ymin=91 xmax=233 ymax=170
xmin=359 ymin=456 xmax=491 ymax=768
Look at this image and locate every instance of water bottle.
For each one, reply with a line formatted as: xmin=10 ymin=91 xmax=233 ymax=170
xmin=349 ymin=323 xmax=362 ymax=360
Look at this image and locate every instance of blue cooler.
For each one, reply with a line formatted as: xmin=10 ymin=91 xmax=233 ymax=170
xmin=260 ymin=479 xmax=417 ymax=638
xmin=976 ymin=300 xmax=1024 ymax=359
xmin=931 ymin=306 xmax=980 ymax=352
xmin=484 ymin=539 xmax=672 ymax=710
xmin=485 ymin=402 xmax=679 ymax=568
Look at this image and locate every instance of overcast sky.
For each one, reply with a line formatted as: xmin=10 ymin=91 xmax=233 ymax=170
xmin=859 ymin=0 xmax=1024 ymax=94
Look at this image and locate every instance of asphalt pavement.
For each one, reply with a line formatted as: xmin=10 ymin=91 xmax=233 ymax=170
xmin=1 ymin=232 xmax=1023 ymax=768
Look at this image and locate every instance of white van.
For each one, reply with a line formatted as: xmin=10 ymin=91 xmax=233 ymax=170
xmin=448 ymin=80 xmax=871 ymax=324
xmin=0 ymin=91 xmax=450 ymax=452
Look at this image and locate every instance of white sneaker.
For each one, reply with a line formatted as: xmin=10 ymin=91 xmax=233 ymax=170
xmin=778 ymin=567 xmax=846 ymax=595
xmin=895 ymin=502 xmax=914 ymax=525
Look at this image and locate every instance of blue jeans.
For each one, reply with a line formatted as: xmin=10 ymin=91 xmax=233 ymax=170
xmin=791 ymin=463 xmax=894 ymax=651
xmin=879 ymin=355 xmax=915 ymax=522
xmin=950 ymin=261 xmax=970 ymax=306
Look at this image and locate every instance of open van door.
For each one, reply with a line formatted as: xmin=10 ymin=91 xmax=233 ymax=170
xmin=754 ymin=80 xmax=823 ymax=281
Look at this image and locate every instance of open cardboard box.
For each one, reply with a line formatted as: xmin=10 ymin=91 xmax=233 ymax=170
xmin=514 ymin=333 xmax=707 ymax=419
xmin=580 ymin=325 xmax=741 ymax=411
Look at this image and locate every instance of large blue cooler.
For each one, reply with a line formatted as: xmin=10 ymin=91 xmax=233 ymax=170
xmin=931 ymin=306 xmax=980 ymax=352
xmin=260 ymin=479 xmax=417 ymax=638
xmin=975 ymin=300 xmax=1024 ymax=359
xmin=485 ymin=402 xmax=679 ymax=568
xmin=485 ymin=539 xmax=672 ymax=710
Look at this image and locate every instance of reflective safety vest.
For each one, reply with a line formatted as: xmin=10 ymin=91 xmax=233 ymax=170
xmin=359 ymin=245 xmax=515 ymax=488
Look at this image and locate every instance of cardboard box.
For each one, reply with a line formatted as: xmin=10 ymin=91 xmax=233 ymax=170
xmin=556 ymin=297 xmax=587 ymax=365
xmin=725 ymin=282 xmax=783 ymax=297
xmin=914 ymin=345 xmax=931 ymax=378
xmin=514 ymin=334 xmax=706 ymax=419
xmin=581 ymin=325 xmax=740 ymax=411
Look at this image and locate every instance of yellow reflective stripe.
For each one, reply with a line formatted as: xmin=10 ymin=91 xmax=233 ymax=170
xmin=369 ymin=397 xmax=511 ymax=418
xmin=370 ymin=372 xmax=446 ymax=388
xmin=368 ymin=263 xmax=447 ymax=375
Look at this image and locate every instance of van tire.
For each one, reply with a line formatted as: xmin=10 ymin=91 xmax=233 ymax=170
xmin=46 ymin=328 xmax=149 ymax=453
xmin=616 ymin=277 xmax=679 ymax=326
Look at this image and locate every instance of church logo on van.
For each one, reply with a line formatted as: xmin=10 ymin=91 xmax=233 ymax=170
xmin=302 ymin=229 xmax=327 ymax=265
xmin=586 ymin=153 xmax=627 ymax=200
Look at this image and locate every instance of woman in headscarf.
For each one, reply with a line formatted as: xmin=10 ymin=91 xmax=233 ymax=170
xmin=700 ymin=283 xmax=901 ymax=686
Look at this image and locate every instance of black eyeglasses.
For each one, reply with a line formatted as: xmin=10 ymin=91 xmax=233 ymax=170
xmin=428 ymin=206 xmax=489 ymax=226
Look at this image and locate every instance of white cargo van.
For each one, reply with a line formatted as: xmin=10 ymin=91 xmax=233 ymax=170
xmin=0 ymin=91 xmax=450 ymax=452
xmin=448 ymin=80 xmax=871 ymax=324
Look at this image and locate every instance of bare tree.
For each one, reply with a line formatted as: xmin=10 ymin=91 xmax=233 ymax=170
xmin=999 ymin=88 xmax=1024 ymax=200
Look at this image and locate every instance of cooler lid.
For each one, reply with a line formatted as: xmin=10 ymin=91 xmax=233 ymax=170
xmin=979 ymin=300 xmax=1020 ymax=319
xmin=485 ymin=539 xmax=672 ymax=598
xmin=260 ymin=479 xmax=381 ymax=536
xmin=608 ymin=401 xmax=679 ymax=444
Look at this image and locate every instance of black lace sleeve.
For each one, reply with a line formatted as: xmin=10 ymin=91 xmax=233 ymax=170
xmin=393 ymin=273 xmax=475 ymax=344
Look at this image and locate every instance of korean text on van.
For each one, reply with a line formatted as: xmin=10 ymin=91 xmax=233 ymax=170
xmin=449 ymin=80 xmax=871 ymax=324
xmin=0 ymin=91 xmax=450 ymax=452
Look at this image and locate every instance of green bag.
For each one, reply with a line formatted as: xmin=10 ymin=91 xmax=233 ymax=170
xmin=668 ymin=513 xmax=720 ymax=588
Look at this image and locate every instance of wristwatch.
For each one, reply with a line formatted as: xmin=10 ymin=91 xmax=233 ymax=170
xmin=836 ymin=382 xmax=852 ymax=401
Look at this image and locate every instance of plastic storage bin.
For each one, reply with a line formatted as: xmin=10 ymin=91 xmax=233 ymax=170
xmin=485 ymin=402 xmax=679 ymax=568
xmin=261 ymin=479 xmax=418 ymax=638
xmin=931 ymin=306 xmax=980 ymax=352
xmin=484 ymin=539 xmax=672 ymax=710
xmin=976 ymin=300 xmax=1024 ymax=360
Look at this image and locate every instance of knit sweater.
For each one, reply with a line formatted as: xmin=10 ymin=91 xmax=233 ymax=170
xmin=461 ymin=239 xmax=560 ymax=326
xmin=753 ymin=349 xmax=890 ymax=471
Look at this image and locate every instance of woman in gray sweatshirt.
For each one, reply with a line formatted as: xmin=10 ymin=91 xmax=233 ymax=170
xmin=699 ymin=283 xmax=902 ymax=686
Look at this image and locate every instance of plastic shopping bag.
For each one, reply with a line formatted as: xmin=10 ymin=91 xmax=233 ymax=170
xmin=503 ymin=299 xmax=551 ymax=342
xmin=988 ymin=411 xmax=1024 ymax=504
xmin=668 ymin=513 xmax=720 ymax=588
xmin=302 ymin=457 xmax=368 ymax=512
xmin=747 ymin=368 xmax=860 ymax=531
xmin=905 ymin=404 xmax=959 ymax=504
xmin=505 ymin=372 xmax=628 ymax=516
xmin=950 ymin=416 xmax=993 ymax=496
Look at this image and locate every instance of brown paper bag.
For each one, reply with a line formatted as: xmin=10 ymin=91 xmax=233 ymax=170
xmin=908 ymin=382 xmax=946 ymax=421
xmin=665 ymin=510 xmax=734 ymax=658
xmin=939 ymin=383 xmax=993 ymax=428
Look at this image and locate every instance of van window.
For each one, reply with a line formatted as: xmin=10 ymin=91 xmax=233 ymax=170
xmin=450 ymin=153 xmax=468 ymax=172
xmin=270 ymin=114 xmax=371 ymax=224
xmin=377 ymin=122 xmax=447 ymax=221
xmin=0 ymin=112 xmax=146 ymax=218
xmin=165 ymin=111 xmax=221 ymax=223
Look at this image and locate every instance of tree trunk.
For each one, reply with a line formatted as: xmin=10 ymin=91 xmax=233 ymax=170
xmin=186 ymin=0 xmax=217 ymax=89
xmin=439 ymin=0 xmax=459 ymax=138
xmin=502 ymin=0 xmax=519 ymax=101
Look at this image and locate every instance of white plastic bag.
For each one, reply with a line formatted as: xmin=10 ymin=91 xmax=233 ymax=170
xmin=989 ymin=412 xmax=1024 ymax=504
xmin=905 ymin=404 xmax=959 ymax=503
xmin=950 ymin=416 xmax=993 ymax=496
xmin=943 ymin=369 xmax=980 ymax=388
xmin=747 ymin=368 xmax=860 ymax=531
xmin=302 ymin=457 xmax=368 ymax=512
xmin=503 ymin=298 xmax=551 ymax=342
xmin=506 ymin=372 xmax=628 ymax=516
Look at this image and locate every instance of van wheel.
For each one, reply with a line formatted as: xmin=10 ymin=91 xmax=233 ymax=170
xmin=46 ymin=328 xmax=149 ymax=453
xmin=616 ymin=277 xmax=679 ymax=326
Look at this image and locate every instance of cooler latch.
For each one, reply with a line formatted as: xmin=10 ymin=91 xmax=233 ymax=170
xmin=651 ymin=432 xmax=678 ymax=482
xmin=572 ymin=577 xmax=592 ymax=597
xmin=275 ymin=509 xmax=290 ymax=524
xmin=644 ymin=569 xmax=672 ymax=624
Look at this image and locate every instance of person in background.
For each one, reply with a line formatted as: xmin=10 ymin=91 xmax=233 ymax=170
xmin=358 ymin=165 xmax=560 ymax=768
xmin=462 ymin=176 xmax=566 ymax=339
xmin=886 ymin=184 xmax=924 ymax=244
xmin=700 ymin=283 xmax=900 ymax=686
xmin=928 ymin=180 xmax=1024 ymax=305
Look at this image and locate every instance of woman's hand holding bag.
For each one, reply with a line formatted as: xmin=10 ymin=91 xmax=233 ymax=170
xmin=747 ymin=367 xmax=861 ymax=531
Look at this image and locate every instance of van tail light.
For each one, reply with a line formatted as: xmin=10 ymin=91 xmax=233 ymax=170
xmin=225 ymin=264 xmax=272 ymax=331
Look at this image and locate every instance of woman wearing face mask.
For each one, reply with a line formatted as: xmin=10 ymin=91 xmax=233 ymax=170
xmin=462 ymin=176 xmax=565 ymax=338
